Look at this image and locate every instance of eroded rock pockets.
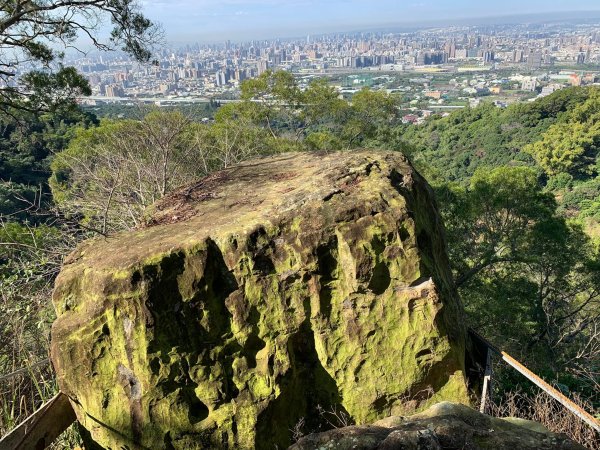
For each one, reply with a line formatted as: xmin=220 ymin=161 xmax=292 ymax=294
xmin=51 ymin=150 xmax=469 ymax=450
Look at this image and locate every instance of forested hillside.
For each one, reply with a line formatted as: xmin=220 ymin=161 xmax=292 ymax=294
xmin=402 ymin=87 xmax=594 ymax=179
xmin=401 ymin=86 xmax=600 ymax=229
xmin=1 ymin=73 xmax=598 ymax=446
xmin=401 ymin=87 xmax=600 ymax=416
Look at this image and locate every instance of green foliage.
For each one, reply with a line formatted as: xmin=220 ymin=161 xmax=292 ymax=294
xmin=545 ymin=172 xmax=574 ymax=191
xmin=301 ymin=78 xmax=347 ymax=125
xmin=241 ymin=70 xmax=301 ymax=103
xmin=402 ymin=87 xmax=600 ymax=182
xmin=404 ymin=84 xmax=600 ymax=250
xmin=50 ymin=109 xmax=290 ymax=232
xmin=188 ymin=108 xmax=293 ymax=172
xmin=3 ymin=70 xmax=600 ymax=437
xmin=0 ymin=0 xmax=158 ymax=112
xmin=437 ymin=166 xmax=600 ymax=401
xmin=0 ymin=108 xmax=97 ymax=221
xmin=0 ymin=106 xmax=97 ymax=442
xmin=21 ymin=67 xmax=92 ymax=113
xmin=51 ymin=112 xmax=197 ymax=232
xmin=237 ymin=70 xmax=304 ymax=138
xmin=438 ymin=166 xmax=555 ymax=288
xmin=83 ymin=101 xmax=220 ymax=120
xmin=232 ymin=70 xmax=401 ymax=150
xmin=342 ymin=88 xmax=400 ymax=148
xmin=559 ymin=178 xmax=600 ymax=220
xmin=0 ymin=219 xmax=82 ymax=440
xmin=525 ymin=92 xmax=600 ymax=176
xmin=304 ymin=131 xmax=344 ymax=151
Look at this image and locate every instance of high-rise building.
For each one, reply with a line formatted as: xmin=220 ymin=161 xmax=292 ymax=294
xmin=514 ymin=49 xmax=524 ymax=63
xmin=455 ymin=49 xmax=468 ymax=59
xmin=105 ymin=84 xmax=124 ymax=97
xmin=527 ymin=50 xmax=543 ymax=68
xmin=233 ymin=69 xmax=246 ymax=82
xmin=444 ymin=41 xmax=456 ymax=59
xmin=257 ymin=60 xmax=269 ymax=75
xmin=215 ymin=70 xmax=227 ymax=87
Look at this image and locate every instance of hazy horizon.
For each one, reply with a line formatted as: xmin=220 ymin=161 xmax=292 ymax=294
xmin=139 ymin=0 xmax=600 ymax=43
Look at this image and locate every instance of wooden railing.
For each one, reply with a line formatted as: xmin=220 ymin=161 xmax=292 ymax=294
xmin=469 ymin=328 xmax=600 ymax=433
xmin=0 ymin=392 xmax=76 ymax=450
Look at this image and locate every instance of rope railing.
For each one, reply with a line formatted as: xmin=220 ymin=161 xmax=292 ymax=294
xmin=0 ymin=359 xmax=50 ymax=383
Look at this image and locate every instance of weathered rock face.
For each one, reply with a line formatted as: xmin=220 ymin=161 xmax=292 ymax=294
xmin=51 ymin=151 xmax=470 ymax=449
xmin=290 ymin=402 xmax=586 ymax=450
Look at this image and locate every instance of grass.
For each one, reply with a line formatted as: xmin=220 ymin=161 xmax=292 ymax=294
xmin=487 ymin=389 xmax=599 ymax=449
xmin=0 ymin=362 xmax=82 ymax=448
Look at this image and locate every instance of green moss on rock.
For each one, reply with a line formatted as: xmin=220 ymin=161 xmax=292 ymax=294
xmin=51 ymin=150 xmax=470 ymax=449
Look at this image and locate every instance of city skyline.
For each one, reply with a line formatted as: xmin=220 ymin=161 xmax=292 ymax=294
xmin=73 ymin=18 xmax=600 ymax=109
xmin=140 ymin=1 xmax=600 ymax=42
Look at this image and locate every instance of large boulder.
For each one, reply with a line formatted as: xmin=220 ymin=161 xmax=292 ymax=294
xmin=51 ymin=151 xmax=470 ymax=449
xmin=290 ymin=402 xmax=586 ymax=450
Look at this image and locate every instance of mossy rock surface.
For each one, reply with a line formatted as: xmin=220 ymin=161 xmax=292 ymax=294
xmin=51 ymin=150 xmax=470 ymax=450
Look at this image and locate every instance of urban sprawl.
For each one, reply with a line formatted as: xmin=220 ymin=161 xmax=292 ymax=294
xmin=64 ymin=20 xmax=600 ymax=123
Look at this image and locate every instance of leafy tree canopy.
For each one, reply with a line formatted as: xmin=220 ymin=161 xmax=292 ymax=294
xmin=525 ymin=91 xmax=600 ymax=177
xmin=402 ymin=86 xmax=600 ymax=182
xmin=0 ymin=106 xmax=97 ymax=220
xmin=50 ymin=109 xmax=291 ymax=232
xmin=231 ymin=70 xmax=401 ymax=149
xmin=437 ymin=166 xmax=599 ymax=400
xmin=0 ymin=0 xmax=160 ymax=113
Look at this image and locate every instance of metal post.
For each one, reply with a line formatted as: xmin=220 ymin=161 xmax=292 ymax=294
xmin=480 ymin=348 xmax=492 ymax=414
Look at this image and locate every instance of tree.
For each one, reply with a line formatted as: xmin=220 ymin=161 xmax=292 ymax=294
xmin=239 ymin=70 xmax=302 ymax=138
xmin=525 ymin=93 xmax=600 ymax=177
xmin=190 ymin=103 xmax=289 ymax=174
xmin=437 ymin=166 xmax=600 ymax=398
xmin=0 ymin=0 xmax=159 ymax=113
xmin=50 ymin=111 xmax=201 ymax=233
xmin=440 ymin=167 xmax=556 ymax=288
xmin=49 ymin=109 xmax=286 ymax=233
xmin=399 ymin=87 xmax=600 ymax=183
xmin=0 ymin=106 xmax=97 ymax=221
xmin=236 ymin=73 xmax=401 ymax=151
xmin=525 ymin=122 xmax=599 ymax=176
xmin=341 ymin=87 xmax=399 ymax=148
xmin=297 ymin=78 xmax=348 ymax=143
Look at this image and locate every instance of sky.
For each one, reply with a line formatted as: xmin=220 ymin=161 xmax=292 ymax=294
xmin=139 ymin=0 xmax=600 ymax=42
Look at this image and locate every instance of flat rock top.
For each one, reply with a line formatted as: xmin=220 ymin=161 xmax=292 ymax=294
xmin=63 ymin=150 xmax=413 ymax=273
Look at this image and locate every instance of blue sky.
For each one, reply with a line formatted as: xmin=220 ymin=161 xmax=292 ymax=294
xmin=139 ymin=0 xmax=600 ymax=42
